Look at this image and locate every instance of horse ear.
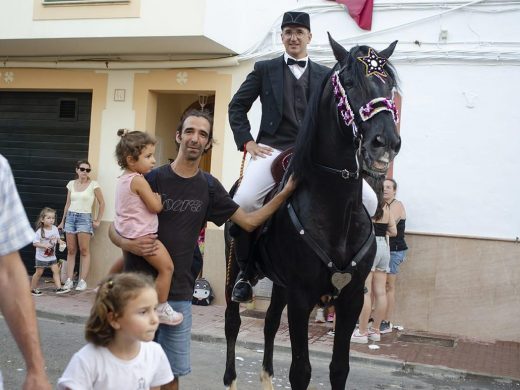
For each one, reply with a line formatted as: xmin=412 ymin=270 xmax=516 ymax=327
xmin=378 ymin=40 xmax=398 ymax=59
xmin=328 ymin=32 xmax=349 ymax=63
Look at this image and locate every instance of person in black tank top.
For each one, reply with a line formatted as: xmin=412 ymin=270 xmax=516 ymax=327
xmin=380 ymin=178 xmax=408 ymax=334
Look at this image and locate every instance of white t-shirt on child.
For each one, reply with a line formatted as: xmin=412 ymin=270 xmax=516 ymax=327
xmin=57 ymin=341 xmax=173 ymax=390
xmin=33 ymin=226 xmax=60 ymax=262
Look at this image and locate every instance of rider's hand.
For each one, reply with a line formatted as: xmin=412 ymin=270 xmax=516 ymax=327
xmin=245 ymin=141 xmax=273 ymax=160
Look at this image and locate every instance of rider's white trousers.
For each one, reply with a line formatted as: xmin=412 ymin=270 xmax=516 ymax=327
xmin=233 ymin=145 xmax=283 ymax=213
xmin=233 ymin=144 xmax=378 ymax=218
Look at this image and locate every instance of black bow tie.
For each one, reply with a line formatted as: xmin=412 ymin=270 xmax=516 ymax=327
xmin=287 ymin=58 xmax=307 ymax=68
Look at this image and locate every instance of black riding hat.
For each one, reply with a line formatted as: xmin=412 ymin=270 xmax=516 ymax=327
xmin=281 ymin=11 xmax=311 ymax=31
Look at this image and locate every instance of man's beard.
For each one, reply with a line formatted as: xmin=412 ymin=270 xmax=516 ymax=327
xmin=185 ymin=145 xmax=202 ymax=161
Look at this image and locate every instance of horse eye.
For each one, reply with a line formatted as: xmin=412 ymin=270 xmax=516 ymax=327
xmin=344 ymin=78 xmax=354 ymax=88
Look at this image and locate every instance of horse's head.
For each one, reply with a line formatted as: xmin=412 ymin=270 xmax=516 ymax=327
xmin=328 ymin=34 xmax=401 ymax=177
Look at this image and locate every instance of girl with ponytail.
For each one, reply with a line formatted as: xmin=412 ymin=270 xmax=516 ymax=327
xmin=58 ymin=273 xmax=174 ymax=390
xmin=31 ymin=207 xmax=69 ymax=296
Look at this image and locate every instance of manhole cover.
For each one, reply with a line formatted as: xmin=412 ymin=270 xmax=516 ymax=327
xmin=240 ymin=310 xmax=265 ymax=319
xmin=397 ymin=333 xmax=455 ymax=347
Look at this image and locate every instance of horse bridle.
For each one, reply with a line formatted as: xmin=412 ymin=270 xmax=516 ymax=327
xmin=314 ymin=67 xmax=399 ymax=181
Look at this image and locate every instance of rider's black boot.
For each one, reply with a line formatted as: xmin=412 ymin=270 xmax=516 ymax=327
xmin=231 ymin=227 xmax=254 ymax=303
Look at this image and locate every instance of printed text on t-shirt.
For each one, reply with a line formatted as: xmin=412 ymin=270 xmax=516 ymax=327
xmin=162 ymin=198 xmax=203 ymax=213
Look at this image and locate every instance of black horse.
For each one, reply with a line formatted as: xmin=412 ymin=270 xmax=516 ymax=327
xmin=223 ymin=35 xmax=401 ymax=390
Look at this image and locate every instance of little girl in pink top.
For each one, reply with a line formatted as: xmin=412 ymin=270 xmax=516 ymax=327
xmin=114 ymin=129 xmax=183 ymax=326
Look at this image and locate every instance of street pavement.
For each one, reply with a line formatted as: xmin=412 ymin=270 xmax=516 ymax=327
xmin=1 ymin=317 xmax=514 ymax=389
xmin=28 ymin=281 xmax=520 ymax=386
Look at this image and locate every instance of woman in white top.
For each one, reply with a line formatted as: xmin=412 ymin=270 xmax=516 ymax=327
xmin=58 ymin=160 xmax=105 ymax=291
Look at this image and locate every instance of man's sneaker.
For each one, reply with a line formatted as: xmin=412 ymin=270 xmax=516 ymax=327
xmin=31 ymin=289 xmax=43 ymax=296
xmin=63 ymin=278 xmax=73 ymax=290
xmin=56 ymin=287 xmax=70 ymax=294
xmin=326 ymin=313 xmax=335 ymax=322
xmin=156 ymin=302 xmax=183 ymax=326
xmin=351 ymin=329 xmax=368 ymax=344
xmin=75 ymin=279 xmax=87 ymax=291
xmin=315 ymin=308 xmax=326 ymax=323
xmin=380 ymin=320 xmax=393 ymax=334
xmin=327 ymin=330 xmax=335 ymax=337
xmin=368 ymin=327 xmax=381 ymax=341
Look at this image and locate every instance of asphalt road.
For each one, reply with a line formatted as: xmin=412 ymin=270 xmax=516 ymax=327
xmin=0 ymin=317 xmax=517 ymax=389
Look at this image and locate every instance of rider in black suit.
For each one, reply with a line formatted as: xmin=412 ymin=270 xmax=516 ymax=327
xmin=228 ymin=11 xmax=330 ymax=302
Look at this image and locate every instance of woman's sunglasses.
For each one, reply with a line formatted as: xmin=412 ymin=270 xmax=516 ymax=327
xmin=78 ymin=167 xmax=91 ymax=173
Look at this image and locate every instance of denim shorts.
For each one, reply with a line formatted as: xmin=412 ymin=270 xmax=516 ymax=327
xmin=64 ymin=211 xmax=93 ymax=235
xmin=372 ymin=236 xmax=390 ymax=272
xmin=155 ymin=300 xmax=192 ymax=377
xmin=35 ymin=260 xmax=58 ymax=268
xmin=389 ymin=250 xmax=407 ymax=274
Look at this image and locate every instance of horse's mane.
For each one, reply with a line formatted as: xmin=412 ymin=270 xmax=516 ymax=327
xmin=290 ymin=67 xmax=336 ymax=184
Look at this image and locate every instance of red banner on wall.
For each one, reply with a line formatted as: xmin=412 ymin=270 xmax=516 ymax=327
xmin=329 ymin=0 xmax=374 ymax=31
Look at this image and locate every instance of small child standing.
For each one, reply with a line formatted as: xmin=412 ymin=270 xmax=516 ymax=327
xmin=114 ymin=129 xmax=182 ymax=326
xmin=31 ymin=207 xmax=69 ymax=296
xmin=57 ymin=273 xmax=174 ymax=389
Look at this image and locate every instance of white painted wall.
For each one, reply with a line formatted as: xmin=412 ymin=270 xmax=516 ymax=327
xmin=96 ymin=70 xmax=137 ymax=221
xmin=219 ymin=1 xmax=520 ymax=240
xmin=0 ymin=0 xmax=205 ymax=38
xmin=395 ymin=64 xmax=520 ymax=239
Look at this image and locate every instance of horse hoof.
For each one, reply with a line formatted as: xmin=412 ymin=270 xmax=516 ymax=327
xmin=226 ymin=379 xmax=237 ymax=390
xmin=260 ymin=370 xmax=274 ymax=390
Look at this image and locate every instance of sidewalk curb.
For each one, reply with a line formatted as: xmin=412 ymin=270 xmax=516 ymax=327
xmin=400 ymin=362 xmax=520 ymax=385
xmin=192 ymin=333 xmax=520 ymax=386
xmin=36 ymin=309 xmax=87 ymax=324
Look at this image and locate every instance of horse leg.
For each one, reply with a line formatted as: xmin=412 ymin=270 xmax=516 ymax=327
xmin=286 ymin=292 xmax=314 ymax=390
xmin=330 ymin=282 xmax=365 ymax=389
xmin=260 ymin=284 xmax=287 ymax=390
xmin=224 ymin=300 xmax=241 ymax=389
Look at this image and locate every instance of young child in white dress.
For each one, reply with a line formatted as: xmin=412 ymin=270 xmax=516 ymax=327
xmin=31 ymin=207 xmax=69 ymax=295
xmin=57 ymin=273 xmax=174 ymax=390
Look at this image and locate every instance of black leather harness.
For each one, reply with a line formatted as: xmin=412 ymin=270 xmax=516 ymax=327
xmin=287 ymin=201 xmax=374 ymax=297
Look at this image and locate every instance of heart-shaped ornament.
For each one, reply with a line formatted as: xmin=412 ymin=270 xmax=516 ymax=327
xmin=331 ymin=272 xmax=352 ymax=291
